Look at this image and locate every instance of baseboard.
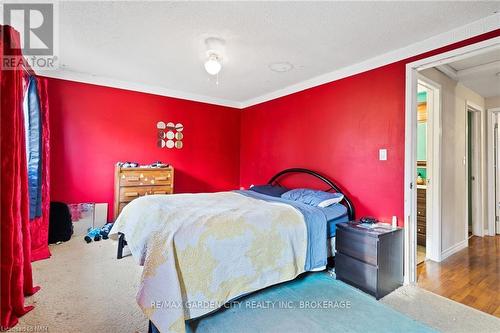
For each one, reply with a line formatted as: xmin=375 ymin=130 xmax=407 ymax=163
xmin=441 ymin=239 xmax=468 ymax=261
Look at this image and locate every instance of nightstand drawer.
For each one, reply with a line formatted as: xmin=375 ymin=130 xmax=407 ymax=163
xmin=336 ymin=252 xmax=377 ymax=294
xmin=335 ymin=221 xmax=403 ymax=299
xmin=336 ymin=229 xmax=378 ymax=266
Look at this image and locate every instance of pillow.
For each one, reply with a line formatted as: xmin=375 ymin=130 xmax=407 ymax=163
xmin=320 ymin=203 xmax=347 ymax=221
xmin=249 ymin=184 xmax=289 ymax=197
xmin=281 ymin=188 xmax=344 ymax=208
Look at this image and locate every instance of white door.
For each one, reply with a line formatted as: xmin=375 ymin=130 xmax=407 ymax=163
xmin=496 ymin=114 xmax=500 ymax=234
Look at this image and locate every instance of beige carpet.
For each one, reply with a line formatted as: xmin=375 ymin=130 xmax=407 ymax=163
xmin=12 ymin=238 xmax=500 ymax=333
xmin=381 ymin=285 xmax=500 ymax=332
xmin=14 ymin=239 xmax=147 ymax=333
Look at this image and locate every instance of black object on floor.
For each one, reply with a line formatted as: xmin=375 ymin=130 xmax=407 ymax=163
xmin=48 ymin=201 xmax=74 ymax=243
xmin=100 ymin=222 xmax=114 ymax=239
xmin=117 ymin=232 xmax=127 ymax=259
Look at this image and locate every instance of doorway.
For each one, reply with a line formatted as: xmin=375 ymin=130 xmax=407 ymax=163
xmin=490 ymin=109 xmax=500 ymax=235
xmin=404 ymin=37 xmax=500 ymax=284
xmin=466 ymin=106 xmax=483 ymax=237
xmin=415 ymin=79 xmax=440 ymax=265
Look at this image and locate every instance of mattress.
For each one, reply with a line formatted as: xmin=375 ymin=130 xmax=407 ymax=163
xmin=324 ymin=204 xmax=349 ymax=238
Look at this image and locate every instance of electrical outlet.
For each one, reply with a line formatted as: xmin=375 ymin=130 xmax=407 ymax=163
xmin=379 ymin=149 xmax=387 ymax=161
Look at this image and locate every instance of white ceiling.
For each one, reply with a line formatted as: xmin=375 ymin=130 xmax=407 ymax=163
xmin=440 ymin=47 xmax=500 ymax=98
xmin=36 ymin=1 xmax=500 ymax=106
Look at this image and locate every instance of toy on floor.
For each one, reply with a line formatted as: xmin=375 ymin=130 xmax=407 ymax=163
xmin=100 ymin=223 xmax=114 ymax=239
xmin=84 ymin=227 xmax=101 ymax=243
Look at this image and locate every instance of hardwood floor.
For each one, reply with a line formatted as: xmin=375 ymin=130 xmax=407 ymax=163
xmin=417 ymin=235 xmax=500 ymax=317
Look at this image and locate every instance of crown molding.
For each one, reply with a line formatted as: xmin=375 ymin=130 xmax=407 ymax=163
xmin=40 ymin=70 xmax=243 ymax=109
xmin=40 ymin=13 xmax=499 ymax=110
xmin=239 ymin=13 xmax=500 ymax=108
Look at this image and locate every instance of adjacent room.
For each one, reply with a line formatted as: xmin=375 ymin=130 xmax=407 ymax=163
xmin=1 ymin=2 xmax=500 ymax=333
xmin=414 ymin=47 xmax=500 ymax=316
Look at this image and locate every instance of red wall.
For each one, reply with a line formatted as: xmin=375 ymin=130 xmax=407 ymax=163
xmin=47 ymin=30 xmax=499 ymax=225
xmin=240 ymin=30 xmax=500 ymax=225
xmin=47 ymin=78 xmax=240 ymax=220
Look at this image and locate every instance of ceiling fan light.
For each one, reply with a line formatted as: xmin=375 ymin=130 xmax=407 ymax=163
xmin=204 ymin=54 xmax=222 ymax=75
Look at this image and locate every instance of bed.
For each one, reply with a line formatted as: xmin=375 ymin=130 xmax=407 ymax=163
xmin=110 ymin=168 xmax=354 ymax=333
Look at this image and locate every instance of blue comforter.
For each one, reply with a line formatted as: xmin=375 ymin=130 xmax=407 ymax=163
xmin=235 ymin=190 xmax=328 ymax=271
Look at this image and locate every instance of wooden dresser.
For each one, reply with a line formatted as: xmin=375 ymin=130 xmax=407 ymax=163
xmin=113 ymin=166 xmax=174 ymax=219
xmin=417 ymin=188 xmax=426 ymax=246
xmin=335 ymin=221 xmax=403 ymax=299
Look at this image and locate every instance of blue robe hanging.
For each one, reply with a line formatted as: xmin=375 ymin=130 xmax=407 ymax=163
xmin=25 ymin=76 xmax=43 ymax=220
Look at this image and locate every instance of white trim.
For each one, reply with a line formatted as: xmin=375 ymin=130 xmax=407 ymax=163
xmin=441 ymin=239 xmax=468 ymax=261
xmin=487 ymin=108 xmax=500 ymax=236
xmin=417 ymin=76 xmax=442 ymax=263
xmin=436 ymin=64 xmax=459 ymax=81
xmin=38 ymin=13 xmax=500 ymax=109
xmin=404 ymin=62 xmax=418 ymax=284
xmin=466 ymin=102 xmax=485 ymax=238
xmin=240 ymin=13 xmax=500 ymax=108
xmin=457 ymin=60 xmax=500 ymax=78
xmin=40 ymin=70 xmax=242 ymax=109
xmin=404 ymin=37 xmax=500 ymax=285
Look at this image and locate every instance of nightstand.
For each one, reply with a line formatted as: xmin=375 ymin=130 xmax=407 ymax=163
xmin=335 ymin=221 xmax=403 ymax=299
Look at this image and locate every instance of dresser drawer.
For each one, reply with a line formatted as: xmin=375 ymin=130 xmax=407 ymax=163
xmin=119 ymin=185 xmax=173 ymax=202
xmin=118 ymin=202 xmax=128 ymax=215
xmin=119 ymin=170 xmax=173 ymax=187
xmin=417 ymin=218 xmax=426 ymax=235
xmin=336 ymin=229 xmax=378 ymax=266
xmin=416 ymin=205 xmax=426 ymax=218
xmin=336 ymin=252 xmax=377 ymax=295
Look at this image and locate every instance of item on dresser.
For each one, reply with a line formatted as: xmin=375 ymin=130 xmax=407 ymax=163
xmin=416 ymin=173 xmax=425 ymax=185
xmin=149 ymin=161 xmax=169 ymax=168
xmin=359 ymin=216 xmax=378 ymax=224
xmin=335 ymin=221 xmax=403 ymax=299
xmin=117 ymin=161 xmax=139 ymax=168
xmin=113 ymin=165 xmax=174 ymax=220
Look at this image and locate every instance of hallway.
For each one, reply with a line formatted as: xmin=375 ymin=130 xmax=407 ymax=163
xmin=417 ymin=235 xmax=499 ymax=317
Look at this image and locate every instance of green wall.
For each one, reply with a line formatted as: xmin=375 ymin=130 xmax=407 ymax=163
xmin=417 ymin=122 xmax=427 ymax=161
xmin=417 ymin=91 xmax=427 ymax=180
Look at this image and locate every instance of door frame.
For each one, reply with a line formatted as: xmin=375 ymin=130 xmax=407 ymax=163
xmin=404 ymin=37 xmax=500 ymax=284
xmin=487 ymin=107 xmax=500 ymax=236
xmin=416 ymin=76 xmax=442 ymax=263
xmin=466 ymin=103 xmax=485 ymax=238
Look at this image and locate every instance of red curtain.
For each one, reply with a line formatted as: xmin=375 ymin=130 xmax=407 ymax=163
xmin=1 ymin=25 xmax=40 ymax=330
xmin=30 ymin=77 xmax=51 ymax=262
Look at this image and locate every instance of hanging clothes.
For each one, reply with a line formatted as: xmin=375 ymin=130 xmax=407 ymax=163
xmin=29 ymin=75 xmax=51 ymax=262
xmin=25 ymin=76 xmax=43 ymax=220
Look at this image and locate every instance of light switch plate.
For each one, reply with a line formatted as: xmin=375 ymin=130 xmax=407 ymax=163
xmin=379 ymin=149 xmax=387 ymax=161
